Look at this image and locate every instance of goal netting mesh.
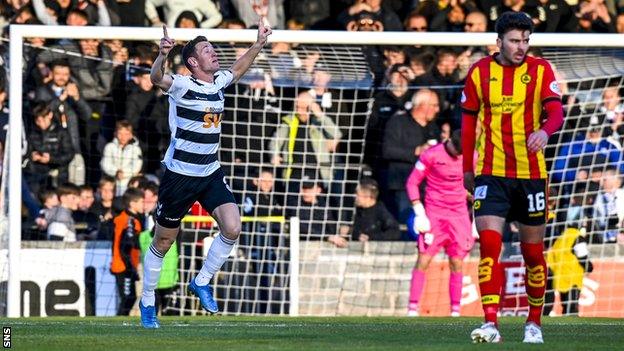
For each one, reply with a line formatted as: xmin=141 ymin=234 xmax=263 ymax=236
xmin=1 ymin=29 xmax=623 ymax=318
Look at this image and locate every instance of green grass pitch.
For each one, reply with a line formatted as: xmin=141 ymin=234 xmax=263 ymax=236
xmin=2 ymin=316 xmax=623 ymax=350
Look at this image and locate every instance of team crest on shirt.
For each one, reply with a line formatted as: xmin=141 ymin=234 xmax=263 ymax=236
xmin=520 ymin=74 xmax=531 ymax=84
xmin=461 ymin=91 xmax=467 ymax=103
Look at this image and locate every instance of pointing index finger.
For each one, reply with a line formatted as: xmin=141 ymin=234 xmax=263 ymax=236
xmin=163 ymin=25 xmax=169 ymax=39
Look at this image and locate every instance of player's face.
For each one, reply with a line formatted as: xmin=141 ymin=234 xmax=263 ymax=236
xmin=497 ymin=29 xmax=530 ymax=66
xmin=194 ymin=42 xmax=219 ymax=73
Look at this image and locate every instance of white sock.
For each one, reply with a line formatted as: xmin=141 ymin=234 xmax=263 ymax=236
xmin=194 ymin=234 xmax=236 ymax=286
xmin=141 ymin=243 xmax=164 ymax=306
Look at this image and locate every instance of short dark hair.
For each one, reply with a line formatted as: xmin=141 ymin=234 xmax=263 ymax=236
xmin=141 ymin=181 xmax=159 ymax=195
xmin=79 ymin=185 xmax=94 ymax=194
xmin=182 ymin=36 xmax=208 ymax=70
xmin=122 ymin=188 xmax=144 ymax=208
xmin=115 ymin=120 xmax=133 ymax=132
xmin=98 ymin=175 xmax=116 ymax=188
xmin=50 ymin=59 xmax=70 ymax=70
xmin=57 ymin=183 xmax=80 ymax=197
xmin=358 ymin=178 xmax=379 ymax=199
xmin=32 ymin=103 xmax=51 ymax=118
xmin=495 ymin=12 xmax=534 ymax=38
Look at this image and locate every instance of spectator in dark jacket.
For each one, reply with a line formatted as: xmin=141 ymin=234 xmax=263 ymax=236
xmin=364 ymin=64 xmax=413 ymax=174
xmin=382 ymin=89 xmax=440 ymax=223
xmin=35 ymin=60 xmax=92 ymax=185
xmin=26 ymin=103 xmax=74 ymax=195
xmin=351 ymin=179 xmax=400 ymax=241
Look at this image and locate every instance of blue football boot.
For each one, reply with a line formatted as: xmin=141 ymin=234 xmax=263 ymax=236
xmin=139 ymin=301 xmax=161 ymax=329
xmin=188 ymin=278 xmax=219 ymax=314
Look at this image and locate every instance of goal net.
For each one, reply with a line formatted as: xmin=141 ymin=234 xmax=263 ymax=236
xmin=1 ymin=26 xmax=623 ymax=319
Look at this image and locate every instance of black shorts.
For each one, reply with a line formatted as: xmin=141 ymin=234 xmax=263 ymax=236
xmin=473 ymin=175 xmax=547 ymax=226
xmin=156 ymin=167 xmax=236 ymax=228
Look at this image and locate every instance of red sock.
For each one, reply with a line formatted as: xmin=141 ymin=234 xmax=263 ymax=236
xmin=521 ymin=242 xmax=546 ymax=326
xmin=478 ymin=229 xmax=503 ymax=325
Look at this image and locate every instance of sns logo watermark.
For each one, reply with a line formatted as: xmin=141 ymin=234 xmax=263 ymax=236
xmin=3 ymin=326 xmax=10 ymax=348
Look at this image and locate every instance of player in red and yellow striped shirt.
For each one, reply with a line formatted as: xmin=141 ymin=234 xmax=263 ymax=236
xmin=461 ymin=12 xmax=564 ymax=344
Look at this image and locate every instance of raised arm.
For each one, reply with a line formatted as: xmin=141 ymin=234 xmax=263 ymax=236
xmin=229 ymin=17 xmax=272 ymax=84
xmin=150 ymin=25 xmax=174 ymax=92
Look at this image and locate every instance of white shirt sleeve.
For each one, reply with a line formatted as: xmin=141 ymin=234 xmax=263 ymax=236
xmin=166 ymin=74 xmax=191 ymax=101
xmin=215 ymin=70 xmax=234 ymax=89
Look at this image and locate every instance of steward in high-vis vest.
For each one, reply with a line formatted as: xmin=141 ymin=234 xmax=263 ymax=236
xmin=111 ymin=188 xmax=144 ymax=315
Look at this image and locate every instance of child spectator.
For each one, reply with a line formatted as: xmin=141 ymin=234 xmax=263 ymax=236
xmin=100 ymin=120 xmax=143 ymax=196
xmin=350 ymin=179 xmax=400 ymax=242
xmin=111 ymin=187 xmax=144 ymax=316
xmin=46 ymin=183 xmax=80 ymax=241
xmin=91 ymin=175 xmax=116 ymax=240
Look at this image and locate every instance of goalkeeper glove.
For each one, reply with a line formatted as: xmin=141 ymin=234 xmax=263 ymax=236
xmin=412 ymin=203 xmax=431 ymax=233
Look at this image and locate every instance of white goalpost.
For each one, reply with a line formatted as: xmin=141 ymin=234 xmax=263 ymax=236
xmin=5 ymin=25 xmax=624 ymax=318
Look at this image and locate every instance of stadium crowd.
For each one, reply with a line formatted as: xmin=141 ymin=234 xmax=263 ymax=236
xmin=0 ymin=0 xmax=623 ymax=258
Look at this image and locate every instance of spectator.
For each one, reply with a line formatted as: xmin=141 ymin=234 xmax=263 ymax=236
xmin=35 ymin=59 xmax=91 ymax=186
xmin=111 ymin=187 xmax=144 ymax=316
xmin=487 ymin=0 xmax=545 ymax=32
xmin=381 ymin=89 xmax=440 ymax=223
xmin=124 ymin=64 xmax=163 ymax=174
xmin=100 ymin=120 xmax=143 ymax=196
xmin=577 ymin=0 xmax=617 ymax=33
xmin=413 ymin=49 xmax=461 ymax=126
xmin=173 ymin=10 xmax=200 ymax=28
xmin=350 ymin=179 xmax=400 ymax=242
xmin=552 ymin=123 xmax=621 ymax=183
xmin=46 ymin=183 xmax=80 ymax=241
xmin=91 ymin=175 xmax=116 ymax=240
xmin=617 ymin=12 xmax=624 ymax=33
xmin=145 ymin=0 xmax=222 ymax=28
xmin=403 ymin=11 xmax=436 ymax=59
xmin=287 ymin=179 xmax=336 ymax=241
xmin=25 ymin=103 xmax=74 ymax=196
xmin=598 ymin=85 xmax=624 ymax=142
xmin=228 ymin=0 xmax=285 ymax=29
xmin=535 ymin=0 xmax=578 ymax=32
xmin=592 ymin=167 xmax=624 ymax=243
xmin=287 ymin=0 xmax=330 ymax=29
xmin=269 ymin=91 xmax=342 ymax=189
xmin=338 ymin=0 xmax=403 ymax=31
xmin=37 ymin=36 xmax=114 ymax=185
xmin=364 ymin=64 xmax=413 ymax=173
xmin=116 ymin=0 xmax=149 ymax=26
xmin=242 ymin=168 xmax=283 ymax=230
xmin=429 ymin=0 xmax=469 ymax=32
xmin=31 ymin=1 xmax=111 ymax=26
xmin=141 ymin=181 xmax=159 ymax=231
xmin=34 ymin=188 xmax=59 ymax=236
xmin=72 ymin=185 xmax=99 ymax=240
xmin=457 ymin=11 xmax=489 ymax=80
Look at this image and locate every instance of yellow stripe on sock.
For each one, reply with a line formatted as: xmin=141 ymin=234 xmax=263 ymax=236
xmin=527 ymin=295 xmax=544 ymax=306
xmin=481 ymin=295 xmax=500 ymax=305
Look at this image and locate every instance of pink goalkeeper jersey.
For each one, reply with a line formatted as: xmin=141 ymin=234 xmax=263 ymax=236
xmin=406 ymin=143 xmax=475 ymax=215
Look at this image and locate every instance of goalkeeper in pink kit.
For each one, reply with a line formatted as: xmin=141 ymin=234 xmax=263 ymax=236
xmin=405 ymin=130 xmax=475 ymax=316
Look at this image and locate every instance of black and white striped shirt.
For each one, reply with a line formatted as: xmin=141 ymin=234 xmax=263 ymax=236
xmin=163 ymin=71 xmax=233 ymax=176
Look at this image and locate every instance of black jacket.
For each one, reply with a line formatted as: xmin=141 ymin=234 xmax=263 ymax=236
xmin=382 ymin=111 xmax=439 ymax=189
xmin=35 ymin=84 xmax=92 ymax=153
xmin=352 ymin=202 xmax=400 ymax=241
xmin=27 ymin=122 xmax=74 ymax=176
